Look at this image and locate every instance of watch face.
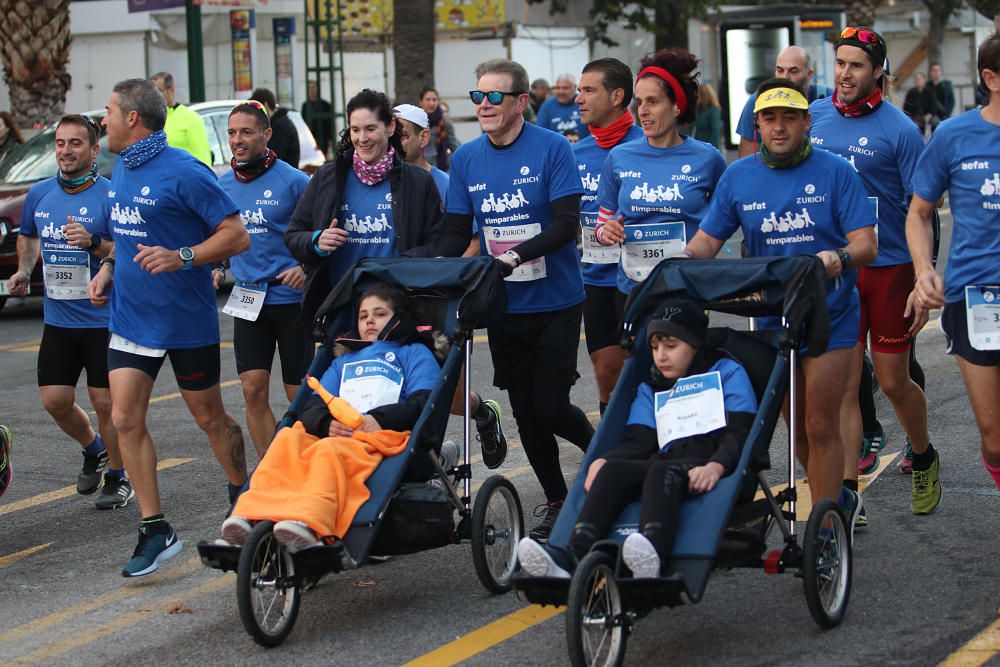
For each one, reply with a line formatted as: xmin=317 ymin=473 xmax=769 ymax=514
xmin=179 ymin=247 xmax=195 ymax=261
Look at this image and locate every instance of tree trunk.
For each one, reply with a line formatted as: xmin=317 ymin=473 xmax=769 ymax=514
xmin=926 ymin=3 xmax=947 ymax=69
xmin=0 ymin=0 xmax=72 ymax=128
xmin=846 ymin=0 xmax=881 ymax=27
xmin=655 ymin=1 xmax=688 ymax=51
xmin=392 ymin=0 xmax=436 ymax=104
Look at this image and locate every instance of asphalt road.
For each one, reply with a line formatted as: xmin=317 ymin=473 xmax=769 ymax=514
xmin=1 ymin=215 xmax=999 ymax=666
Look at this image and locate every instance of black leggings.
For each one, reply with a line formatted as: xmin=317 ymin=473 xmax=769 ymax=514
xmin=508 ymin=380 xmax=594 ymax=502
xmin=859 ymin=342 xmax=925 ymax=433
xmin=569 ymin=459 xmax=694 ymax=562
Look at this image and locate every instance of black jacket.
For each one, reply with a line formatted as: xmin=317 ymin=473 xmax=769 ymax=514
xmin=285 ymin=150 xmax=443 ymax=325
xmin=269 ymin=107 xmax=301 ymax=169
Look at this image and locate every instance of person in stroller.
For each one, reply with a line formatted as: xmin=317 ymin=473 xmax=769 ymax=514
xmin=220 ymin=282 xmax=441 ymax=551
xmin=517 ymin=298 xmax=758 ymax=578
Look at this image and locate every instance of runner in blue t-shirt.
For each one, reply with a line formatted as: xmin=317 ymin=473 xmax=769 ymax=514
xmin=7 ymin=115 xmax=132 ymax=510
xmin=217 ymin=102 xmax=314 ymax=459
xmin=687 ymin=79 xmax=877 ymax=527
xmin=736 ymin=46 xmax=832 ymax=158
xmin=811 ymin=26 xmax=939 ymax=517
xmin=436 ymin=59 xmax=595 ymax=540
xmin=89 ymin=78 xmax=251 ymax=578
xmin=908 ymin=30 xmax=1000 ymax=494
xmin=573 ymin=58 xmax=645 ymax=416
xmin=535 ymin=74 xmax=590 ymax=142
xmin=594 ymin=50 xmax=724 ymax=301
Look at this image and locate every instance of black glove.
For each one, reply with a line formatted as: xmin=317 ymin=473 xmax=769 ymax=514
xmin=493 ymin=257 xmax=514 ymax=278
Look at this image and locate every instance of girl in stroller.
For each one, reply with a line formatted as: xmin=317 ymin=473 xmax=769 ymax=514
xmin=220 ymin=282 xmax=441 ymax=551
xmin=517 ymin=298 xmax=758 ymax=578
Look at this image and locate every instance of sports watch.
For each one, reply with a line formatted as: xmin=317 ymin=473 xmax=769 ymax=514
xmin=178 ymin=246 xmax=195 ymax=270
xmin=835 ymin=249 xmax=852 ymax=270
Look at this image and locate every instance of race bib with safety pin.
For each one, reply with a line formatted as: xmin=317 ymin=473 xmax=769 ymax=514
xmin=965 ymin=285 xmax=1000 ymax=351
xmin=222 ymin=281 xmax=268 ymax=321
xmin=654 ymin=371 xmax=727 ymax=450
xmin=622 ymin=222 xmax=686 ymax=282
xmin=483 ymin=223 xmax=546 ymax=282
xmin=43 ymin=250 xmax=90 ymax=300
xmin=339 ymin=358 xmax=404 ymax=414
xmin=581 ymin=217 xmax=620 ymax=265
xmin=109 ymin=333 xmax=167 ymax=358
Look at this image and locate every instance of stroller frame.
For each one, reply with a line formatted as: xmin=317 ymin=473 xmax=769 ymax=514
xmin=197 ymin=257 xmax=525 ymax=647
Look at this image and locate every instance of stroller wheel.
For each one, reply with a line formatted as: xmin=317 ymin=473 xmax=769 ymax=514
xmin=471 ymin=475 xmax=524 ymax=594
xmin=567 ymin=551 xmax=628 ymax=667
xmin=237 ymin=521 xmax=301 ymax=647
xmin=802 ymin=498 xmax=852 ymax=628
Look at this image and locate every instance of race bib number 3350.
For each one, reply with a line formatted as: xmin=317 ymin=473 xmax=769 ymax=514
xmin=965 ymin=285 xmax=1000 ymax=351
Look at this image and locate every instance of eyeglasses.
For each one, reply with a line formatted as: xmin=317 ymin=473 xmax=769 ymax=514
xmin=841 ymin=27 xmax=880 ymax=46
xmin=468 ymin=90 xmax=523 ymax=105
xmin=235 ymin=100 xmax=269 ymax=117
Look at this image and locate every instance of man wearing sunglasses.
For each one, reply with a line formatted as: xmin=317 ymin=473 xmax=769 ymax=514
xmin=810 ymin=26 xmax=940 ymax=520
xmin=7 ymin=114 xmax=131 ymax=510
xmin=737 ymin=46 xmax=832 ymax=158
xmin=435 ymin=58 xmax=594 ymax=541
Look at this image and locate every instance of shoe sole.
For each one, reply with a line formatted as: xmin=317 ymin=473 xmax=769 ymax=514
xmin=912 ymin=484 xmax=942 ymax=515
xmin=480 ymin=400 xmax=508 ymax=470
xmin=221 ymin=520 xmax=251 ymax=546
xmin=122 ymin=538 xmax=183 ymax=578
xmin=622 ymin=534 xmax=661 ymax=579
xmin=95 ymin=487 xmax=135 ymax=510
xmin=274 ymin=523 xmax=321 ymax=552
xmin=516 ymin=539 xmax=569 ymax=579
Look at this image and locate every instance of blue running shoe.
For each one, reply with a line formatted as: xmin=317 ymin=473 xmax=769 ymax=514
xmin=122 ymin=524 xmax=182 ymax=577
xmin=838 ymin=488 xmax=864 ymax=544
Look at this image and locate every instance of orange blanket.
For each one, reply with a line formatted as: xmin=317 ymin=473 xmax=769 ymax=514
xmin=233 ymin=422 xmax=410 ymax=539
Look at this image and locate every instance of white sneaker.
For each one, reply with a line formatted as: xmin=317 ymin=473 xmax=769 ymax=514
xmin=622 ymin=533 xmax=661 ymax=579
xmin=221 ymin=515 xmax=252 ymax=546
xmin=273 ymin=520 xmax=321 ymax=552
xmin=517 ymin=537 xmax=570 ymax=579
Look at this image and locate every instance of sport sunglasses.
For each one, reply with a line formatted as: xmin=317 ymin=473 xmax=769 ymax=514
xmin=841 ymin=27 xmax=880 ymax=46
xmin=468 ymin=90 xmax=524 ymax=105
xmin=235 ymin=99 xmax=269 ymax=117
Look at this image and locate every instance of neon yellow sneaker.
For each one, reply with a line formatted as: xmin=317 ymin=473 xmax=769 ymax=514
xmin=911 ymin=450 xmax=942 ymax=515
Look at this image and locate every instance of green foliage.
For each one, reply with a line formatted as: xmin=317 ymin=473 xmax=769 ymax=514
xmin=528 ymin=0 xmax=718 ymax=47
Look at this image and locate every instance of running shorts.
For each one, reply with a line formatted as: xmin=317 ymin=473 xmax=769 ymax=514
xmin=233 ymin=303 xmax=315 ymax=384
xmin=857 ymin=263 xmax=915 ymax=354
xmin=583 ymin=285 xmax=621 ymax=354
xmin=941 ymin=299 xmax=1000 ymax=367
xmin=108 ymin=343 xmax=221 ymax=391
xmin=37 ymin=324 xmax=110 ymax=388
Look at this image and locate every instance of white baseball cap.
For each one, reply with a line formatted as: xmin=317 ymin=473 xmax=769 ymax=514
xmin=393 ymin=103 xmax=429 ymax=129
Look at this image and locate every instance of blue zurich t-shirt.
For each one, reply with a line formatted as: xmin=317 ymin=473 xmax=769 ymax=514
xmin=911 ymin=109 xmax=1000 ymax=302
xmin=105 ymin=147 xmax=239 ymax=349
xmin=219 ymin=160 xmax=309 ymax=305
xmin=626 ymin=358 xmax=758 ymax=446
xmin=598 ymin=136 xmax=726 ymax=295
xmin=19 ymin=177 xmax=112 ymax=328
xmin=316 ymin=340 xmax=440 ymax=410
xmin=535 ymin=98 xmax=590 ymax=140
xmin=447 ymin=122 xmax=585 ymax=313
xmin=430 ymin=166 xmax=449 ymax=205
xmin=737 ymin=83 xmax=833 ymax=141
xmin=809 ymin=98 xmax=924 ymax=267
xmin=327 ymin=170 xmax=397 ymax=288
xmin=700 ymin=148 xmax=874 ymax=323
xmin=573 ymin=125 xmax=644 ymax=288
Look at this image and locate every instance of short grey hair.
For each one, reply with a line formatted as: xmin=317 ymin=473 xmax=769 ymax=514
xmin=474 ymin=59 xmax=529 ymax=94
xmin=556 ymin=73 xmax=577 ymax=86
xmin=113 ymin=78 xmax=167 ymax=132
xmin=151 ymin=71 xmax=174 ymax=90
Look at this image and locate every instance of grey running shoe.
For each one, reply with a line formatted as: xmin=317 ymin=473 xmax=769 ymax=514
xmin=77 ymin=449 xmax=108 ymax=495
xmin=95 ymin=474 xmax=134 ymax=510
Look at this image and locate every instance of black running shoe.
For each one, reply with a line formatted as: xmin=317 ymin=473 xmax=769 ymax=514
xmin=476 ymin=399 xmax=508 ymax=470
xmin=528 ymin=500 xmax=563 ymax=542
xmin=77 ymin=449 xmax=108 ymax=495
xmin=96 ymin=474 xmax=134 ymax=510
xmin=0 ymin=425 xmax=11 ymax=498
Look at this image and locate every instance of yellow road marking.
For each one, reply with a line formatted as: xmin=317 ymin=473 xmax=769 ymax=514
xmin=9 ymin=570 xmax=233 ymax=665
xmin=0 ymin=556 xmax=203 ymax=648
xmin=0 ymin=542 xmax=53 ymax=568
xmin=0 ymin=339 xmax=41 ymax=352
xmin=0 ymin=458 xmax=193 ymax=517
xmin=148 ymin=379 xmax=242 ymax=405
xmin=939 ymin=616 xmax=1000 ymax=667
xmin=402 ymin=604 xmax=563 ymax=667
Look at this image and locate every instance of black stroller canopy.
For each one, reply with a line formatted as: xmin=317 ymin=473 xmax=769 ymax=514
xmin=622 ymin=256 xmax=830 ymax=354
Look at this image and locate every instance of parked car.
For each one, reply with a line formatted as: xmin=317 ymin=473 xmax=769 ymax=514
xmin=0 ymin=101 xmax=325 ymax=311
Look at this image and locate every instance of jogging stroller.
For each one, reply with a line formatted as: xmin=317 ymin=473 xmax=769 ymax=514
xmin=197 ymin=256 xmax=525 ymax=647
xmin=513 ymin=255 xmax=853 ymax=667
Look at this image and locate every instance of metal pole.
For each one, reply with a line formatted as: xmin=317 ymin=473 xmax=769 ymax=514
xmin=787 ymin=347 xmax=797 ymax=537
xmin=186 ymin=0 xmax=206 ymax=103
xmin=463 ymin=338 xmax=473 ymax=504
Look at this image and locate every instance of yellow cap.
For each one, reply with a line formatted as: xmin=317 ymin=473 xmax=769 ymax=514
xmin=753 ymin=87 xmax=809 ymax=113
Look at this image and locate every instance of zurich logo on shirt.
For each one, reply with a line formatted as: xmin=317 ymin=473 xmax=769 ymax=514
xmin=79 ymin=206 xmax=88 ymax=215
xmin=385 ymin=351 xmax=396 ymax=362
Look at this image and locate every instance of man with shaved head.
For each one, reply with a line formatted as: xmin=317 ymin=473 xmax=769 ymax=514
xmin=737 ymin=46 xmax=832 ymax=157
xmin=536 ymin=73 xmax=590 ymax=142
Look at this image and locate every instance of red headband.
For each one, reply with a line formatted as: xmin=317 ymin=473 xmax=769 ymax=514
xmin=637 ymin=66 xmax=688 ymax=116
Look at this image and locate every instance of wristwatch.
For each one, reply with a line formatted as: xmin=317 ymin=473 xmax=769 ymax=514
xmin=836 ymin=249 xmax=852 ymax=270
xmin=178 ymin=246 xmax=195 ymax=270
xmin=503 ymin=250 xmax=522 ymax=268
xmin=88 ymin=233 xmax=101 ymax=250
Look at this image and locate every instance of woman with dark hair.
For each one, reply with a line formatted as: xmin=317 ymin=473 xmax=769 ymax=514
xmin=594 ymin=48 xmax=726 ymax=313
xmin=285 ymin=88 xmax=443 ymax=326
xmin=0 ymin=110 xmax=25 ymax=164
xmin=419 ymin=87 xmax=457 ymax=171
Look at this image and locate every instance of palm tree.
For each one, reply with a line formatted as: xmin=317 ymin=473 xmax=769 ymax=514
xmin=0 ymin=0 xmax=72 ymax=127
xmin=393 ymin=0 xmax=436 ymax=105
xmin=846 ymin=0 xmax=881 ymax=26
